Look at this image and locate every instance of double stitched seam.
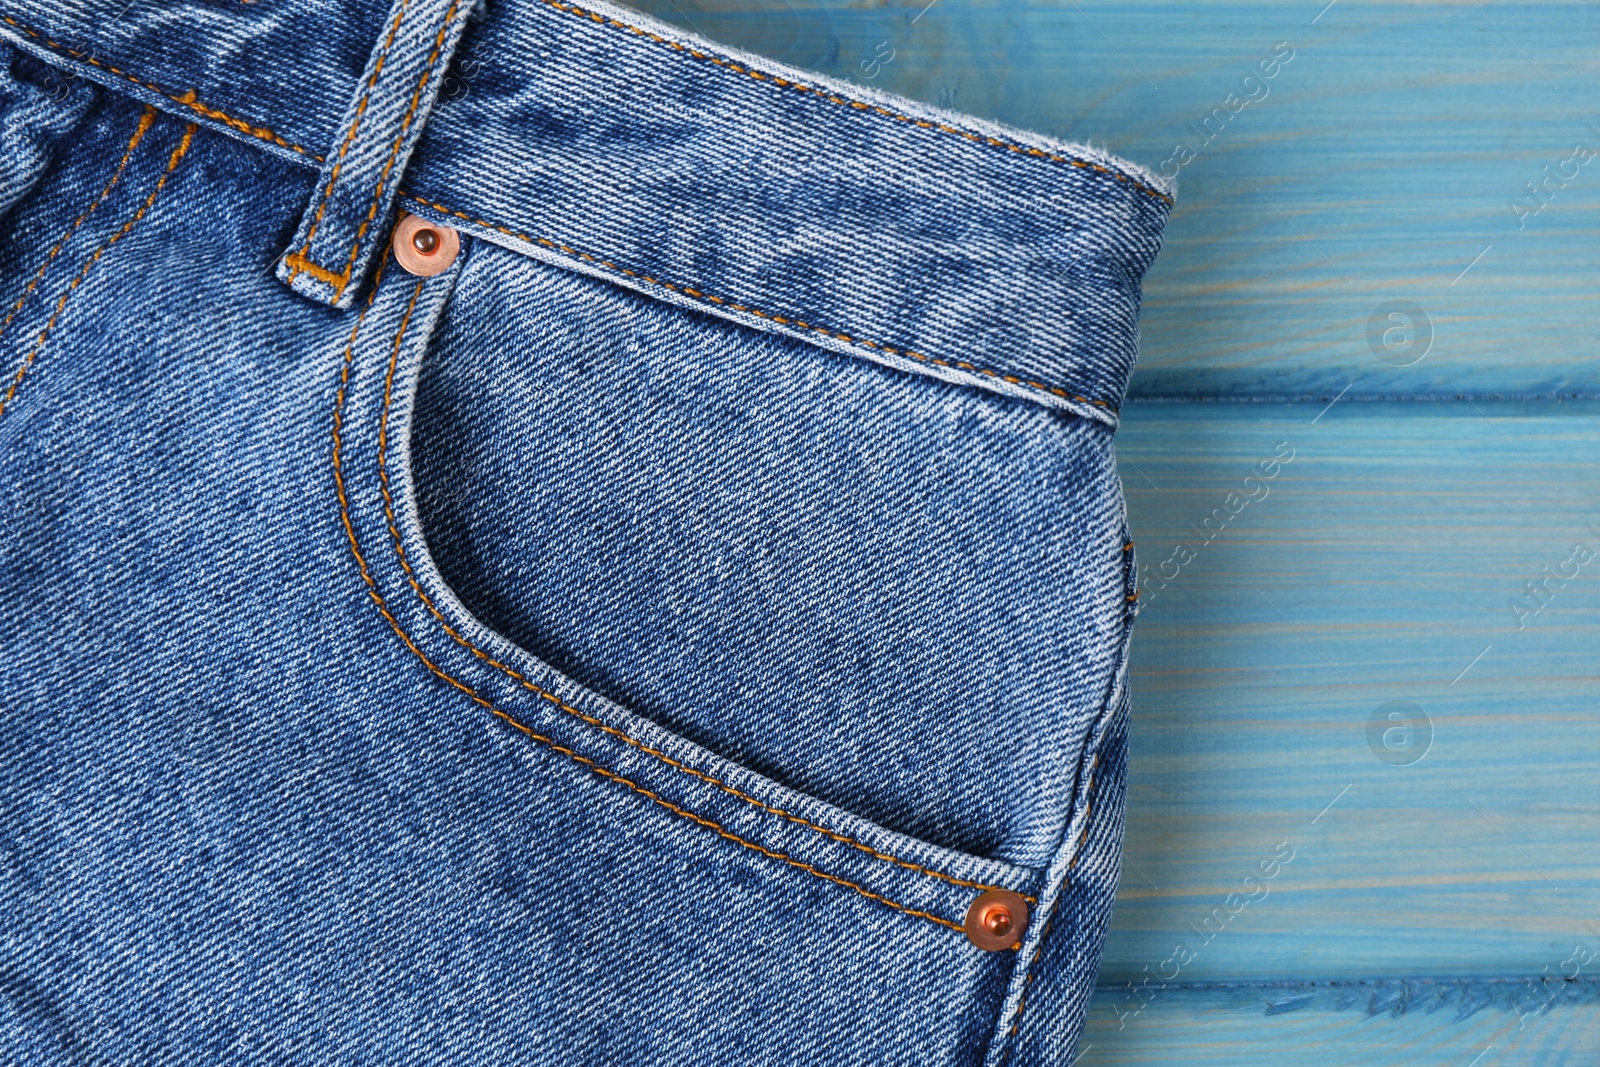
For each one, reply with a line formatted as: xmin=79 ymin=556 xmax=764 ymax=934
xmin=371 ymin=369 xmax=1032 ymax=903
xmin=996 ymin=915 xmax=1051 ymax=1066
xmin=1 ymin=121 xmax=195 ymax=417
xmin=331 ymin=270 xmax=966 ymax=936
xmin=287 ymin=0 xmax=464 ymax=299
xmin=0 ymin=16 xmax=321 ymax=161
xmin=286 ymin=0 xmax=418 ymax=284
xmin=362 ymin=253 xmax=1032 ymax=906
xmin=401 ymin=192 xmax=1117 ymax=414
xmin=536 ymin=0 xmax=1172 ymax=208
xmin=0 ymin=105 xmax=155 ymax=339
xmin=996 ymin=758 xmax=1101 ymax=1065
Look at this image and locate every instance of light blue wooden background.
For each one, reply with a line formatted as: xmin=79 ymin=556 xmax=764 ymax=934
xmin=616 ymin=1 xmax=1600 ymax=1062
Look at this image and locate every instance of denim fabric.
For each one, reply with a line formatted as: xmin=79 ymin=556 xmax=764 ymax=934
xmin=0 ymin=1 xmax=1169 ymax=1063
xmin=276 ymin=0 xmax=477 ymax=308
xmin=0 ymin=0 xmax=1170 ymax=424
xmin=0 ymin=53 xmax=91 ymax=219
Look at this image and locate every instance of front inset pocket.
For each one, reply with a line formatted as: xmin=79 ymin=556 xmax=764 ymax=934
xmin=325 ymin=228 xmax=1135 ymax=1067
xmin=403 ymin=240 xmax=1131 ymax=870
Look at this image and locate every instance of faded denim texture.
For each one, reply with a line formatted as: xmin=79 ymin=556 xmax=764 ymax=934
xmin=0 ymin=0 xmax=1170 ymax=1063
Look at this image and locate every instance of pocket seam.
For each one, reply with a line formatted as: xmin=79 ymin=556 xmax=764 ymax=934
xmin=331 ymin=261 xmax=1005 ymax=935
xmin=368 ymin=260 xmax=1034 ymax=905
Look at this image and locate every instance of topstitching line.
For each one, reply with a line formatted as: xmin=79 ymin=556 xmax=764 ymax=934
xmin=331 ymin=267 xmax=998 ymax=938
xmin=402 ymin=191 xmax=1121 ymax=416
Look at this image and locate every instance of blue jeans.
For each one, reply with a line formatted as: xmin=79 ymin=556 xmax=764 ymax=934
xmin=0 ymin=0 xmax=1170 ymax=1062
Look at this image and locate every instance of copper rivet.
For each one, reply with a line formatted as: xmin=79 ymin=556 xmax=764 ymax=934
xmin=964 ymin=889 xmax=1029 ymax=952
xmin=392 ymin=211 xmax=459 ymax=276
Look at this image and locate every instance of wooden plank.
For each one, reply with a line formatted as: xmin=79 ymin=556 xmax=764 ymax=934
xmin=1080 ymin=980 xmax=1600 ymax=1066
xmin=621 ymin=0 xmax=1600 ymax=398
xmin=1103 ymin=400 xmax=1600 ymax=981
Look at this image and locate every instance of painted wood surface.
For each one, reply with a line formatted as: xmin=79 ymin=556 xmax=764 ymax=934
xmin=1103 ymin=401 xmax=1600 ymax=1058
xmin=1079 ymin=979 xmax=1600 ymax=1066
xmin=1113 ymin=400 xmax=1600 ymax=976
xmin=612 ymin=1 xmax=1600 ymax=1060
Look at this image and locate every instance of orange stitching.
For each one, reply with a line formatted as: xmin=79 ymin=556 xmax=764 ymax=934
xmin=1 ymin=121 xmax=195 ymax=417
xmin=492 ymin=706 xmax=965 ymax=934
xmin=534 ymin=0 xmax=1172 ymax=208
xmin=0 ymin=17 xmax=321 ymax=161
xmin=1071 ymin=801 xmax=1094 ymax=855
xmin=399 ymin=192 xmax=1116 ymax=414
xmin=0 ymin=105 xmax=155 ymax=338
xmin=365 ymin=254 xmax=1031 ymax=902
xmin=997 ymin=765 xmax=1099 ymax=1065
xmin=368 ymin=337 xmax=1032 ymax=903
xmin=997 ymin=916 xmax=1050 ymax=1066
xmin=329 ymin=0 xmax=466 ymax=298
xmin=330 ymin=271 xmax=964 ymax=936
xmin=289 ymin=0 xmax=418 ymax=282
xmin=286 ymin=0 xmax=464 ymax=300
xmin=0 ymin=9 xmax=1169 ymax=213
xmin=279 ymin=252 xmax=349 ymax=289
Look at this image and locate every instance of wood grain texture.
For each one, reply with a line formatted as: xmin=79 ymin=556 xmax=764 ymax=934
xmin=621 ymin=0 xmax=1600 ymax=399
xmin=1079 ymin=979 xmax=1600 ymax=1066
xmin=1108 ymin=401 xmax=1600 ymax=984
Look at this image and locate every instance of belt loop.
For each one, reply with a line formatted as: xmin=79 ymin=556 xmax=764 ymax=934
xmin=276 ymin=0 xmax=477 ymax=308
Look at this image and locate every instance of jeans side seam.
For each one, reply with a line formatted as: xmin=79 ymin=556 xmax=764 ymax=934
xmin=0 ymin=104 xmax=155 ymax=340
xmin=401 ymin=191 xmax=1121 ymax=414
xmin=984 ymin=606 xmax=1132 ymax=1066
xmin=994 ymin=765 xmax=1101 ymax=1065
xmin=331 ymin=269 xmax=973 ymax=936
xmin=0 ymin=119 xmax=195 ymax=418
xmin=538 ymin=0 xmax=1172 ymax=207
xmin=0 ymin=15 xmax=323 ymax=162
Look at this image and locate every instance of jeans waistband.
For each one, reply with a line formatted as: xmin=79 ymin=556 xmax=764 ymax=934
xmin=0 ymin=0 xmax=1173 ymax=423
